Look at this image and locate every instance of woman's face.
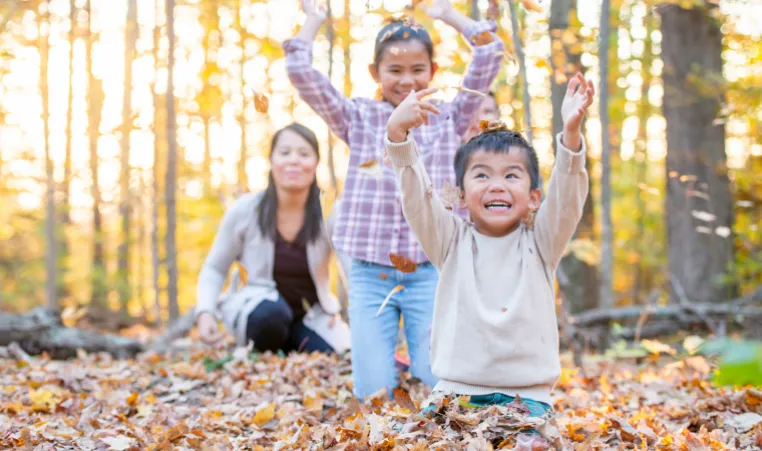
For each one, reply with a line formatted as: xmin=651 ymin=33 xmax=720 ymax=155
xmin=270 ymin=129 xmax=318 ymax=193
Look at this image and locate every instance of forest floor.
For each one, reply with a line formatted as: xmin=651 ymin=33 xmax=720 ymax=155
xmin=0 ymin=331 xmax=761 ymax=450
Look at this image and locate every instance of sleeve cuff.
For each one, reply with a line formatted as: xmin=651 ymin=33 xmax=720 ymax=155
xmin=282 ymin=37 xmax=312 ymax=54
xmin=554 ymin=132 xmax=587 ymax=174
xmin=384 ymin=134 xmax=420 ymax=167
xmin=462 ymin=19 xmax=498 ymax=42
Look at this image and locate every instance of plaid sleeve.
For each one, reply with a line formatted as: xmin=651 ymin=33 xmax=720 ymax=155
xmin=450 ymin=20 xmax=505 ymax=137
xmin=283 ymin=37 xmax=354 ymax=143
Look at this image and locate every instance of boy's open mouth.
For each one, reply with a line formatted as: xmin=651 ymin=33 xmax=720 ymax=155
xmin=484 ymin=201 xmax=512 ymax=212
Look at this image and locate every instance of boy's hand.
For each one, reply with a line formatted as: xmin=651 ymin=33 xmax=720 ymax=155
xmin=387 ymin=88 xmax=440 ymax=142
xmin=561 ymin=72 xmax=595 ymax=151
xmin=301 ymin=0 xmax=327 ymax=22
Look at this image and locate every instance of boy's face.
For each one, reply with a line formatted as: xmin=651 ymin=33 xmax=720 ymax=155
xmin=460 ymin=147 xmax=541 ymax=237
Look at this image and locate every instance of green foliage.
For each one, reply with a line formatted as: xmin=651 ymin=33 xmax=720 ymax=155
xmin=700 ymin=338 xmax=762 ymax=388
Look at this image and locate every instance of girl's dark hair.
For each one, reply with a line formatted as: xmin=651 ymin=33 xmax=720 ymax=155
xmin=454 ymin=130 xmax=541 ymax=191
xmin=257 ymin=123 xmax=323 ymax=245
xmin=373 ymin=18 xmax=434 ymax=67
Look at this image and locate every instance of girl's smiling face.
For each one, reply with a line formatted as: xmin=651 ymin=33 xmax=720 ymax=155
xmin=369 ymin=40 xmax=438 ymax=107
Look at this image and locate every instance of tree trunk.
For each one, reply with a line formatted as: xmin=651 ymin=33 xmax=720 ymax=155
xmin=40 ymin=0 xmax=57 ymax=310
xmin=152 ymin=0 xmax=163 ymax=326
xmin=165 ymin=0 xmax=180 ymax=322
xmin=471 ymin=0 xmax=480 ymax=20
xmin=659 ymin=2 xmax=733 ymax=304
xmin=86 ymin=0 xmax=107 ymax=310
xmin=237 ymin=0 xmax=248 ymax=193
xmin=598 ymin=0 xmax=614 ymax=309
xmin=506 ymin=0 xmax=533 ymax=145
xmin=549 ymin=0 xmax=599 ymax=313
xmin=631 ymin=13 xmax=655 ymax=305
xmin=137 ymin=170 xmax=147 ymax=320
xmin=58 ymin=0 xmax=77 ymax=303
xmin=118 ymin=0 xmax=137 ymax=317
xmin=63 ymin=0 xmax=75 ymax=226
xmin=325 ymin=0 xmax=338 ymax=193
xmin=202 ymin=115 xmax=211 ymax=196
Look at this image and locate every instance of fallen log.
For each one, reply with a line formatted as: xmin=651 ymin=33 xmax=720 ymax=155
xmin=0 ymin=307 xmax=144 ymax=359
xmin=568 ymin=287 xmax=762 ymax=350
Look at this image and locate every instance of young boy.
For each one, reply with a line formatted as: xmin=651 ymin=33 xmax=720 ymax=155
xmin=383 ymin=73 xmax=594 ymax=422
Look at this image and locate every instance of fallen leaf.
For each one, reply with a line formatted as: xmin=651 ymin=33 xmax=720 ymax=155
xmin=126 ymin=392 xmax=138 ymax=406
xmin=641 ymin=339 xmax=677 ymax=356
xmin=376 ymin=285 xmax=404 ymax=317
xmin=358 ymin=159 xmax=382 ymax=179
xmin=726 ymin=412 xmax=762 ymax=433
xmin=389 ymin=253 xmax=417 ymax=273
xmin=253 ymin=402 xmax=276 ymax=427
xmin=393 ymin=388 xmax=416 ymax=411
xmin=253 ymin=92 xmax=269 ymax=113
xmin=609 ymin=415 xmax=640 ymax=442
xmin=101 ymin=435 xmax=135 ymax=451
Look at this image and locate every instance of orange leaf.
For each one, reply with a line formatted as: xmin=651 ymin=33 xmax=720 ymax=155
xmin=126 ymin=392 xmax=138 ymax=406
xmin=254 ymin=92 xmax=269 ymax=113
xmin=358 ymin=159 xmax=382 ymax=179
xmin=470 ymin=31 xmax=494 ymax=46
xmin=389 ymin=253 xmax=417 ymax=273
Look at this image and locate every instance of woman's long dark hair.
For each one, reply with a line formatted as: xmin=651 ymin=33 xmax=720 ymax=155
xmin=257 ymin=123 xmax=323 ymax=245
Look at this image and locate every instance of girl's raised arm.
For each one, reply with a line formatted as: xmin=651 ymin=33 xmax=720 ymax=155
xmin=425 ymin=0 xmax=505 ymax=138
xmin=284 ymin=0 xmax=354 ymax=143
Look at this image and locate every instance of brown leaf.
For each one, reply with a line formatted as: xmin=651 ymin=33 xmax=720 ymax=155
xmin=479 ymin=120 xmax=509 ymax=133
xmin=440 ymin=180 xmax=461 ymax=211
xmin=379 ymin=273 xmax=389 ymax=280
xmin=393 ymin=388 xmax=417 ymax=411
xmin=389 ymin=253 xmax=417 ymax=273
xmin=456 ymin=86 xmax=487 ymax=98
xmin=609 ymin=415 xmax=640 ymax=443
xmin=254 ymin=92 xmax=269 ymax=113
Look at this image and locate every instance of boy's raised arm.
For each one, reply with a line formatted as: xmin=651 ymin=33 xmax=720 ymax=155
xmin=283 ymin=0 xmax=353 ymax=143
xmin=386 ymin=90 xmax=459 ymax=268
xmin=533 ymin=74 xmax=594 ymax=269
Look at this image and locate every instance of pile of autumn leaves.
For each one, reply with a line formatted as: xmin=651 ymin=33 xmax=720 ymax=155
xmin=0 ymin=344 xmax=761 ymax=450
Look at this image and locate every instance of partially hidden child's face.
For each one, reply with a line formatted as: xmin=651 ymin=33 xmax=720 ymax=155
xmin=461 ymin=148 xmax=541 ymax=237
xmin=270 ymin=129 xmax=318 ymax=193
xmin=369 ymin=40 xmax=437 ymax=107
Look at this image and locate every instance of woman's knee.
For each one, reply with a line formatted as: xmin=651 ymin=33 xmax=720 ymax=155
xmin=246 ymin=298 xmax=294 ymax=352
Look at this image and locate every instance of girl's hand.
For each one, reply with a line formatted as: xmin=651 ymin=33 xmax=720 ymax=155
xmin=561 ymin=73 xmax=595 ymax=151
xmin=197 ymin=312 xmax=225 ymax=346
xmin=423 ymin=0 xmax=455 ymax=21
xmin=387 ymin=88 xmax=441 ymax=142
xmin=301 ymin=0 xmax=327 ymax=22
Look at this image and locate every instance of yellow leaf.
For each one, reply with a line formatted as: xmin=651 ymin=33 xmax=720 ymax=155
xmin=534 ymin=58 xmax=551 ymax=72
xmin=126 ymin=392 xmax=138 ymax=406
xmin=641 ymin=339 xmax=677 ymax=356
xmin=253 ymin=402 xmax=276 ymax=427
xmin=683 ymin=335 xmax=704 ymax=355
xmin=29 ymin=389 xmax=57 ymax=412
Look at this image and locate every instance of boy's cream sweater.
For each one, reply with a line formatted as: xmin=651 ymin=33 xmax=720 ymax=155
xmin=385 ymin=133 xmax=589 ymax=405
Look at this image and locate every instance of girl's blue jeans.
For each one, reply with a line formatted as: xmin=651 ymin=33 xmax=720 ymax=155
xmin=348 ymin=259 xmax=439 ymax=399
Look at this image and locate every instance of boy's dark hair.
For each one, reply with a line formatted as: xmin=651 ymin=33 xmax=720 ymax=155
xmin=373 ymin=17 xmax=434 ymax=67
xmin=454 ymin=130 xmax=541 ymax=191
xmin=257 ymin=122 xmax=323 ymax=246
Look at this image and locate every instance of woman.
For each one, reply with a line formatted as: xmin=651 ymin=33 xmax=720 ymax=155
xmin=194 ymin=123 xmax=350 ymax=354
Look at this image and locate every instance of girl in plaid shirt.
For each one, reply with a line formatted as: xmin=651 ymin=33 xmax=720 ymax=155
xmin=284 ymin=0 xmax=504 ymax=399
